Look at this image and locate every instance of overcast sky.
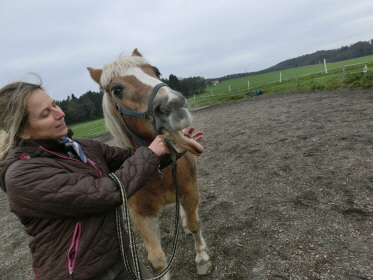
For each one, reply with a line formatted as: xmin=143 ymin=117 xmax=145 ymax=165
xmin=1 ymin=0 xmax=372 ymax=101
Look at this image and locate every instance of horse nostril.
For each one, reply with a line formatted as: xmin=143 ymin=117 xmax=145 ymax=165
xmin=153 ymin=102 xmax=171 ymax=118
xmin=153 ymin=104 xmax=161 ymax=114
xmin=169 ymin=95 xmax=187 ymax=110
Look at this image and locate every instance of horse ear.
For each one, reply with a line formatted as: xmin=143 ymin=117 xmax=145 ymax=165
xmin=132 ymin=48 xmax=143 ymax=57
xmin=87 ymin=67 xmax=103 ymax=84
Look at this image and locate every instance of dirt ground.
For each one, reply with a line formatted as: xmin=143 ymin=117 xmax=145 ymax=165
xmin=1 ymin=88 xmax=372 ymax=279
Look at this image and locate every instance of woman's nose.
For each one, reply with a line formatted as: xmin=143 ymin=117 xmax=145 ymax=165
xmin=55 ymin=107 xmax=65 ymax=119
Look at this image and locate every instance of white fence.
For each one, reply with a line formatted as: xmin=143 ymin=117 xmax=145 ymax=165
xmin=188 ymin=61 xmax=372 ymax=108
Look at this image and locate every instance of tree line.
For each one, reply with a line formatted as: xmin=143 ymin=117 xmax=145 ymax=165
xmin=161 ymin=75 xmax=206 ymax=97
xmin=56 ymin=91 xmax=104 ymax=125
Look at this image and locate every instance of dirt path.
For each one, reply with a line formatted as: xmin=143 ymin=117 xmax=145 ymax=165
xmin=1 ymin=89 xmax=372 ymax=279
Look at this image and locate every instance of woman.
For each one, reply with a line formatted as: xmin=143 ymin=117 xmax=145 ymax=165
xmin=0 ymin=80 xmax=203 ymax=280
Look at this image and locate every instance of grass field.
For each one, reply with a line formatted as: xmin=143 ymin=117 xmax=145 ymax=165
xmin=188 ymin=55 xmax=373 ymax=107
xmin=70 ymin=55 xmax=373 ymax=138
xmin=202 ymin=55 xmax=373 ymax=95
xmin=69 ymin=119 xmax=107 ymax=138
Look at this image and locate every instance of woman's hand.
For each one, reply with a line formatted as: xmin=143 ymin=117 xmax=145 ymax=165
xmin=182 ymin=127 xmax=204 ymax=142
xmin=148 ymin=134 xmax=171 ymax=156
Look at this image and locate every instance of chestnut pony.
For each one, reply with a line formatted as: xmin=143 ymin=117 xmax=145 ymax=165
xmin=88 ymin=49 xmax=212 ymax=279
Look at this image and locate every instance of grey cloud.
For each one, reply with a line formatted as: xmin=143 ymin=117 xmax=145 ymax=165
xmin=1 ymin=0 xmax=372 ymax=100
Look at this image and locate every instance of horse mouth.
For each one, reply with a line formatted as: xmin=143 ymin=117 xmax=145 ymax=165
xmin=163 ymin=129 xmax=204 ymax=156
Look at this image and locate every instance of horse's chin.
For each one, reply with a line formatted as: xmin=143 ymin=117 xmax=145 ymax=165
xmin=163 ymin=129 xmax=204 ymax=156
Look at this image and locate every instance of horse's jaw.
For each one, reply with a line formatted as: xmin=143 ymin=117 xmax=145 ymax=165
xmin=163 ymin=129 xmax=204 ymax=156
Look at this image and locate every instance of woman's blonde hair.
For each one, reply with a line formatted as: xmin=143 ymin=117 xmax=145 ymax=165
xmin=0 ymin=79 xmax=43 ymax=160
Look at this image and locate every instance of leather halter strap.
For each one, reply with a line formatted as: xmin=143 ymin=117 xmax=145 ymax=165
xmin=113 ymin=82 xmax=168 ymax=147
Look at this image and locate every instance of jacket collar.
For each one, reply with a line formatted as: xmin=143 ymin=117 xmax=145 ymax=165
xmin=12 ymin=129 xmax=75 ymax=156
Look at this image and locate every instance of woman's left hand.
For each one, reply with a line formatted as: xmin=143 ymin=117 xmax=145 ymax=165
xmin=182 ymin=127 xmax=204 ymax=142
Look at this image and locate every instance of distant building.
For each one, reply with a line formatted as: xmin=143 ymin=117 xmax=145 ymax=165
xmin=212 ymin=80 xmax=220 ymax=85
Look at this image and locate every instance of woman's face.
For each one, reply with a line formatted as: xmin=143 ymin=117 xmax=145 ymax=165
xmin=20 ymin=89 xmax=68 ymax=139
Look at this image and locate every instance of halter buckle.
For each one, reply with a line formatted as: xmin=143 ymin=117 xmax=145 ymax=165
xmin=145 ymin=111 xmax=155 ymax=122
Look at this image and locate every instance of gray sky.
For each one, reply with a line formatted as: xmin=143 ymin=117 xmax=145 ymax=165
xmin=1 ymin=0 xmax=372 ymax=101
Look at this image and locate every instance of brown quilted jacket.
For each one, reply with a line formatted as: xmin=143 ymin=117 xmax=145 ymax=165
xmin=0 ymin=137 xmax=161 ymax=279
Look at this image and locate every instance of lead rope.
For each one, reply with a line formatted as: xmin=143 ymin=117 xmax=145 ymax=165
xmin=109 ymin=154 xmax=181 ymax=280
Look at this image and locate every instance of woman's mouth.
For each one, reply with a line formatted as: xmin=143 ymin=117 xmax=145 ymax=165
xmin=56 ymin=121 xmax=66 ymax=128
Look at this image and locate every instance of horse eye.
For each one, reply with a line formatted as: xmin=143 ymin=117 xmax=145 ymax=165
xmin=111 ymin=85 xmax=124 ymax=97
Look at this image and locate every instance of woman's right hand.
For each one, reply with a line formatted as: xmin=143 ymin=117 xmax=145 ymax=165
xmin=148 ymin=134 xmax=171 ymax=157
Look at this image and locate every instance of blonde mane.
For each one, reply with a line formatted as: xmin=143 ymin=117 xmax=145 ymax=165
xmin=102 ymin=92 xmax=133 ymax=148
xmin=100 ymin=55 xmax=149 ymax=88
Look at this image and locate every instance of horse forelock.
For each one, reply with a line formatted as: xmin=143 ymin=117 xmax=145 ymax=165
xmin=100 ymin=55 xmax=149 ymax=88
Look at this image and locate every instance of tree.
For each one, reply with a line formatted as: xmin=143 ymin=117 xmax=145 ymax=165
xmin=180 ymin=76 xmax=206 ymax=97
xmin=56 ymin=90 xmax=104 ymax=124
xmin=65 ymin=100 xmax=85 ymax=124
xmin=168 ymin=74 xmax=182 ymax=92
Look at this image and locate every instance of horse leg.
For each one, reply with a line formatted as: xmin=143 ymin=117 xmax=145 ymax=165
xmin=179 ymin=204 xmax=192 ymax=235
xmin=129 ymin=209 xmax=170 ymax=280
xmin=180 ymin=201 xmax=213 ymax=275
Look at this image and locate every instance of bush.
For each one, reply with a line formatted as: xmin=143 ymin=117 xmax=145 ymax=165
xmin=310 ymin=82 xmax=324 ymax=91
xmin=349 ymin=81 xmax=361 ymax=88
xmin=344 ymin=73 xmax=363 ymax=84
xmin=360 ymin=72 xmax=373 ymax=88
xmin=324 ymin=81 xmax=342 ymax=90
xmin=343 ymin=72 xmax=373 ymax=88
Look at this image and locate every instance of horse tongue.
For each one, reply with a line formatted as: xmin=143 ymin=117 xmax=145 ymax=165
xmin=169 ymin=131 xmax=204 ymax=156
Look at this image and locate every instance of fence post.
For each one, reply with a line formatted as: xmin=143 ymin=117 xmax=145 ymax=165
xmin=324 ymin=58 xmax=328 ymax=74
xmin=295 ymin=76 xmax=298 ymax=91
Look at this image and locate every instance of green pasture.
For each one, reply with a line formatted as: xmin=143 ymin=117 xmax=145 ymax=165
xmin=203 ymin=55 xmax=373 ymax=95
xmin=188 ymin=55 xmax=373 ymax=107
xmin=71 ymin=55 xmax=373 ymax=138
xmin=69 ymin=118 xmax=107 ymax=138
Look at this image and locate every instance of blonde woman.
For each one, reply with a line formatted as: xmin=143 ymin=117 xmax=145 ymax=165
xmin=0 ymin=80 xmax=202 ymax=280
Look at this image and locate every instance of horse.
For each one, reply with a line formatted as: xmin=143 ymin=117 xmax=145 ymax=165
xmin=87 ymin=49 xmax=212 ymax=279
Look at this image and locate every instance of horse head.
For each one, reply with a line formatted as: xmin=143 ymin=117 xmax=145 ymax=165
xmin=88 ymin=49 xmax=203 ymax=156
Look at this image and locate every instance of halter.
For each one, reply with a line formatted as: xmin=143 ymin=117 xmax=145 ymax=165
xmin=112 ymin=82 xmax=168 ymax=147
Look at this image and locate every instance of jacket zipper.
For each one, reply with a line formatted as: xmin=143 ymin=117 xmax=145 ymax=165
xmin=87 ymin=158 xmax=103 ymax=177
xmin=67 ymin=222 xmax=82 ymax=276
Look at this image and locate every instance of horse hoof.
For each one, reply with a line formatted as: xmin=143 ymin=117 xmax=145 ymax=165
xmin=196 ymin=260 xmax=213 ymax=275
xmin=183 ymin=227 xmax=193 ymax=236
